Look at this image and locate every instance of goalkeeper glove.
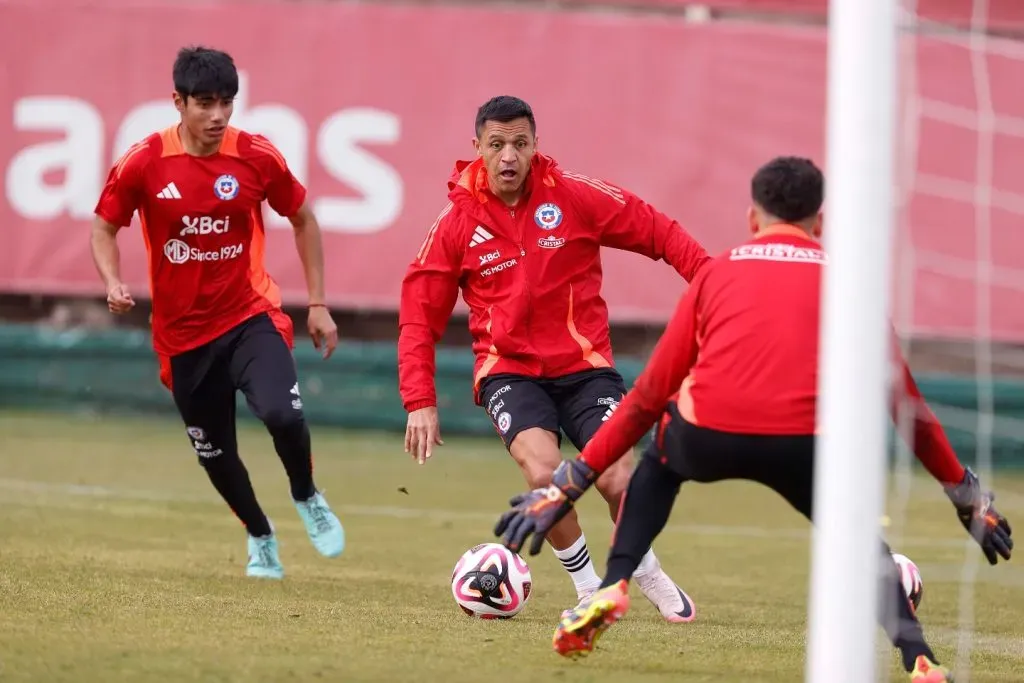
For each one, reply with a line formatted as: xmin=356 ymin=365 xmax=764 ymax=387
xmin=944 ymin=467 xmax=1013 ymax=565
xmin=494 ymin=458 xmax=598 ymax=556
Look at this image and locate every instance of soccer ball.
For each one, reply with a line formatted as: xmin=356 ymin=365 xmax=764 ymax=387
xmin=891 ymin=552 xmax=923 ymax=612
xmin=451 ymin=542 xmax=532 ymax=619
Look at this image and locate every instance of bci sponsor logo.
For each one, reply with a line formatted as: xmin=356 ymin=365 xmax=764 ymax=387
xmin=479 ymin=250 xmax=502 ymax=266
xmin=180 ymin=215 xmax=230 ymax=235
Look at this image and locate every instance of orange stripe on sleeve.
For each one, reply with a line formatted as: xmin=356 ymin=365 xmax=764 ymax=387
xmin=251 ymin=136 xmax=288 ymax=170
xmin=416 ymin=203 xmax=454 ymax=264
xmin=114 ymin=142 xmax=149 ymax=179
xmin=562 ymin=171 xmax=626 ymax=205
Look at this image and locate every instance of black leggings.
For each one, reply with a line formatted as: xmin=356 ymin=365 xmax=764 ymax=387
xmin=170 ymin=313 xmax=316 ymax=536
xmin=602 ymin=403 xmax=936 ymax=673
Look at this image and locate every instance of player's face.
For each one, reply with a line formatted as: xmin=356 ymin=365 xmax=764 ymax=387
xmin=176 ymin=93 xmax=234 ymax=147
xmin=474 ymin=118 xmax=537 ymax=201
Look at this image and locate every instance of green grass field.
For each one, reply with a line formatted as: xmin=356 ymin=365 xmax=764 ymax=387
xmin=1 ymin=411 xmax=1023 ymax=682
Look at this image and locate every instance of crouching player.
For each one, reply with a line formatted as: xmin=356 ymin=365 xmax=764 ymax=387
xmin=494 ymin=156 xmax=1012 ymax=681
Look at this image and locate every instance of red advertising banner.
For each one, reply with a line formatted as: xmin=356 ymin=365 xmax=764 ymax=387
xmin=556 ymin=0 xmax=1024 ymax=31
xmin=2 ymin=1 xmax=1024 ymax=340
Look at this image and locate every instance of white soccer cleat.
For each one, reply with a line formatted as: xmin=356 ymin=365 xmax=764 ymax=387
xmin=560 ymin=587 xmax=598 ymax=621
xmin=635 ymin=568 xmax=696 ymax=623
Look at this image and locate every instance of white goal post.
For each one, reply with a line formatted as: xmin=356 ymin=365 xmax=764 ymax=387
xmin=806 ymin=0 xmax=900 ymax=681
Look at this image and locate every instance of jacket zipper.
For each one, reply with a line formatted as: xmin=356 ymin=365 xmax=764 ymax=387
xmin=510 ymin=208 xmax=526 ymax=256
xmin=510 ymin=206 xmax=534 ymax=371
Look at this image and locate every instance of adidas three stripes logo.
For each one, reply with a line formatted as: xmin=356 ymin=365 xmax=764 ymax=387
xmin=559 ymin=544 xmax=592 ymax=573
xmin=469 ymin=225 xmax=494 ymax=247
xmin=156 ymin=182 xmax=182 ymax=199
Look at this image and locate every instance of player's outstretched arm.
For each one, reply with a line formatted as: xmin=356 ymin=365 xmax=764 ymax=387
xmin=892 ymin=347 xmax=1013 ymax=564
xmin=287 ymin=203 xmax=338 ymax=360
xmin=90 ymin=217 xmax=135 ymax=315
xmin=399 ymin=204 xmax=462 ymax=464
xmin=496 ymin=279 xmax=704 ymax=554
xmin=561 ymin=171 xmax=711 ymax=282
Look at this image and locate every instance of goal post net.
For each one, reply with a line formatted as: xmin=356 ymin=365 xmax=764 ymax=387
xmin=810 ymin=0 xmax=1024 ymax=680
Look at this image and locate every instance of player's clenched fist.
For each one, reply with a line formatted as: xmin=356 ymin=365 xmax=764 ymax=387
xmin=405 ymin=406 xmax=443 ymax=465
xmin=106 ymin=282 xmax=135 ymax=314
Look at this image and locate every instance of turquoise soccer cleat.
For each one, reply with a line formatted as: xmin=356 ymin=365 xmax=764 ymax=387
xmin=294 ymin=491 xmax=345 ymax=558
xmin=246 ymin=531 xmax=284 ymax=579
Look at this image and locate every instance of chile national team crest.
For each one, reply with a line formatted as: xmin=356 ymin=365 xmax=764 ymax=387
xmin=214 ymin=174 xmax=240 ymax=200
xmin=534 ymin=202 xmax=563 ymax=230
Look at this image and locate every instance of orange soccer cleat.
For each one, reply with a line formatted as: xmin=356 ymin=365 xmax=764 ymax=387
xmin=552 ymin=579 xmax=631 ymax=658
xmin=910 ymin=655 xmax=954 ymax=682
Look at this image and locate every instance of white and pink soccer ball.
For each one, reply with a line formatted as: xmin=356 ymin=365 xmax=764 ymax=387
xmin=892 ymin=552 xmax=924 ymax=612
xmin=451 ymin=542 xmax=532 ymax=619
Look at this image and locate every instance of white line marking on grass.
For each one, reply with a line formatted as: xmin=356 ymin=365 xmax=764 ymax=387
xmin=2 ymin=478 xmax=1022 ymax=658
xmin=0 ymin=478 xmax=993 ymax=550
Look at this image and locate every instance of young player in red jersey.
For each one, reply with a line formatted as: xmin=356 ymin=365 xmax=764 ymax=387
xmin=495 ymin=157 xmax=1013 ymax=681
xmin=90 ymin=46 xmax=345 ymax=579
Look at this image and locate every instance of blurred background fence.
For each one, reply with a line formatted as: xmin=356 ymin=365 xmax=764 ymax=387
xmin=5 ymin=322 xmax=1024 ymax=469
xmin=4 ymin=0 xmax=1024 ymax=468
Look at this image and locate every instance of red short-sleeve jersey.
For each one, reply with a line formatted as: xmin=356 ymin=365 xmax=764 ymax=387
xmin=95 ymin=125 xmax=307 ymax=357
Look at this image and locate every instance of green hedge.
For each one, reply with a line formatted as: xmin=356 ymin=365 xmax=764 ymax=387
xmin=2 ymin=323 xmax=1023 ymax=468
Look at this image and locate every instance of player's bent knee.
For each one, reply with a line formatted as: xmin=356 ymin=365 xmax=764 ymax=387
xmin=522 ymin=462 xmax=557 ymax=490
xmin=259 ymin=406 xmax=305 ymax=433
xmin=509 ymin=428 xmax=562 ymax=489
xmin=595 ymin=458 xmax=632 ymax=501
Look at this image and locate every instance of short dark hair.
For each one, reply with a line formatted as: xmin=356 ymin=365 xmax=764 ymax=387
xmin=173 ymin=46 xmax=239 ymax=100
xmin=475 ymin=96 xmax=536 ymax=137
xmin=750 ymin=156 xmax=824 ymax=223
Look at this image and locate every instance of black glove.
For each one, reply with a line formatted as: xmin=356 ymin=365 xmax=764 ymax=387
xmin=494 ymin=459 xmax=598 ymax=556
xmin=944 ymin=467 xmax=1013 ymax=565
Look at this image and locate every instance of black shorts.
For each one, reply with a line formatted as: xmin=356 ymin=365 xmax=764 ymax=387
xmin=169 ymin=313 xmax=303 ymax=460
xmin=624 ymin=407 xmax=916 ymax=643
xmin=638 ymin=406 xmax=904 ymax=586
xmin=644 ymin=402 xmax=816 ymax=518
xmin=477 ymin=368 xmax=627 ymax=451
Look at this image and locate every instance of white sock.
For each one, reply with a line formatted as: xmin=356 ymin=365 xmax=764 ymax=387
xmin=552 ymin=534 xmax=602 ymax=596
xmin=633 ymin=548 xmax=661 ymax=579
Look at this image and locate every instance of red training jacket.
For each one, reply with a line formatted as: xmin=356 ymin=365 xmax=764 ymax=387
xmin=579 ymin=224 xmax=966 ymax=486
xmin=398 ymin=154 xmax=711 ymax=411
